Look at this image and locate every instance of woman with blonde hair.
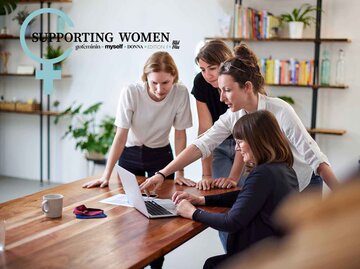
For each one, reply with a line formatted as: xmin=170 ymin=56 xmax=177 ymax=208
xmin=83 ymin=51 xmax=192 ymax=268
xmin=83 ymin=51 xmax=192 ymax=188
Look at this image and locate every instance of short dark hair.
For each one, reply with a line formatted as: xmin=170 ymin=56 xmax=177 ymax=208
xmin=195 ymin=40 xmax=233 ymax=66
xmin=233 ymin=110 xmax=293 ymax=167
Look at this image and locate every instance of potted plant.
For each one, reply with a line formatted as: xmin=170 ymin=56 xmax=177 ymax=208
xmin=0 ymin=0 xmax=18 ymax=35
xmin=279 ymin=3 xmax=318 ymax=38
xmin=54 ymin=102 xmax=115 ymax=161
xmin=45 ymin=45 xmax=64 ymax=70
xmin=0 ymin=0 xmax=18 ymax=15
xmin=12 ymin=8 xmax=35 ymax=36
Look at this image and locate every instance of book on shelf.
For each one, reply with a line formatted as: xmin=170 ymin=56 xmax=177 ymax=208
xmin=234 ymin=3 xmax=280 ymax=39
xmin=260 ymin=57 xmax=314 ymax=86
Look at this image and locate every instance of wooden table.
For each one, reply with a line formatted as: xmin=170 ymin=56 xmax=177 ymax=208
xmin=0 ymin=176 xmax=231 ymax=269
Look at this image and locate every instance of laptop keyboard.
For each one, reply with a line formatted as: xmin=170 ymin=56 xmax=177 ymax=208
xmin=145 ymin=200 xmax=172 ymax=216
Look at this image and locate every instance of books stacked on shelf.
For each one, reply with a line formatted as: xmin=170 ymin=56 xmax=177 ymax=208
xmin=259 ymin=58 xmax=314 ymax=85
xmin=233 ymin=2 xmax=280 ymax=39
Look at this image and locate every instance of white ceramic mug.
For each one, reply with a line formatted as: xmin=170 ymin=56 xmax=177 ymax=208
xmin=41 ymin=194 xmax=64 ymax=218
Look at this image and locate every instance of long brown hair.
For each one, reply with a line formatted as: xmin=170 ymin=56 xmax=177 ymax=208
xmin=219 ymin=44 xmax=266 ymax=95
xmin=142 ymin=51 xmax=179 ymax=83
xmin=195 ymin=40 xmax=233 ymax=66
xmin=233 ymin=110 xmax=293 ymax=167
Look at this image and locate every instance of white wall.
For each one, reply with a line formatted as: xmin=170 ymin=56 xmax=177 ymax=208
xmin=0 ymin=0 xmax=359 ymax=183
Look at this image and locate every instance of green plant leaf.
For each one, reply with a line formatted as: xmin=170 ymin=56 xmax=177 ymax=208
xmin=83 ymin=102 xmax=102 ymax=114
xmin=62 ymin=125 xmax=73 ymax=139
xmin=71 ymin=104 xmax=82 ymax=115
xmin=54 ymin=106 xmax=72 ymax=124
xmin=0 ymin=0 xmax=18 ymax=15
xmin=292 ymin=8 xmax=299 ymax=21
xmin=278 ymin=96 xmax=295 ymax=105
xmin=45 ymin=45 xmax=64 ymax=60
xmin=72 ymin=128 xmax=88 ymax=138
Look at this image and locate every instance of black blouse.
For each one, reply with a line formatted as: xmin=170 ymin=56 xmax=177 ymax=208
xmin=191 ymin=72 xmax=228 ymax=124
xmin=193 ymin=162 xmax=299 ymax=254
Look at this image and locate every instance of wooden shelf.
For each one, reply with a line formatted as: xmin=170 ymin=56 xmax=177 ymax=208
xmin=0 ymin=73 xmax=72 ymax=78
xmin=307 ymin=128 xmax=346 ymax=136
xmin=316 ymin=85 xmax=349 ymax=89
xmin=0 ymin=35 xmax=32 ymax=40
xmin=205 ymin=37 xmax=351 ymax=43
xmin=0 ymin=73 xmax=34 ymax=77
xmin=0 ymin=109 xmax=59 ymax=116
xmin=266 ymin=83 xmax=348 ymax=89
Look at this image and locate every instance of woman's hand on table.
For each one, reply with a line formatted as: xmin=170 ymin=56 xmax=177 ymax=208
xmin=174 ymin=176 xmax=196 ymax=186
xmin=196 ymin=176 xmax=215 ymax=190
xmin=82 ymin=177 xmax=109 ymax=188
xmin=211 ymin=177 xmax=237 ymax=189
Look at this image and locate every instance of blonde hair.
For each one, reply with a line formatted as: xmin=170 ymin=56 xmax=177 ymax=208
xmin=141 ymin=51 xmax=179 ymax=83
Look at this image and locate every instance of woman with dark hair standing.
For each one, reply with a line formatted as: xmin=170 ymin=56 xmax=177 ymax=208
xmin=191 ymin=40 xmax=243 ymax=249
xmin=192 ymin=40 xmax=242 ymax=190
xmin=141 ymin=44 xmax=339 ymax=194
xmin=172 ymin=110 xmax=298 ymax=268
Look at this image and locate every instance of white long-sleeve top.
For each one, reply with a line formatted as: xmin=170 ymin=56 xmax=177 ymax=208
xmin=192 ymin=93 xmax=329 ymax=191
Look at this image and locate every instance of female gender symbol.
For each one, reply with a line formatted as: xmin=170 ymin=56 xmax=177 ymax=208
xmin=20 ymin=8 xmax=74 ymax=95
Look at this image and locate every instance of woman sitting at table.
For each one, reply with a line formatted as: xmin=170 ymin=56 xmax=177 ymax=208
xmin=172 ymin=110 xmax=299 ymax=269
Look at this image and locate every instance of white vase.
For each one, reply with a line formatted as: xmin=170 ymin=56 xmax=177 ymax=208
xmin=289 ymin=21 xmax=304 ymax=39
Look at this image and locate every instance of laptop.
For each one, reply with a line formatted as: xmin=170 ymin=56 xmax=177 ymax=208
xmin=116 ymin=165 xmax=178 ymax=219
